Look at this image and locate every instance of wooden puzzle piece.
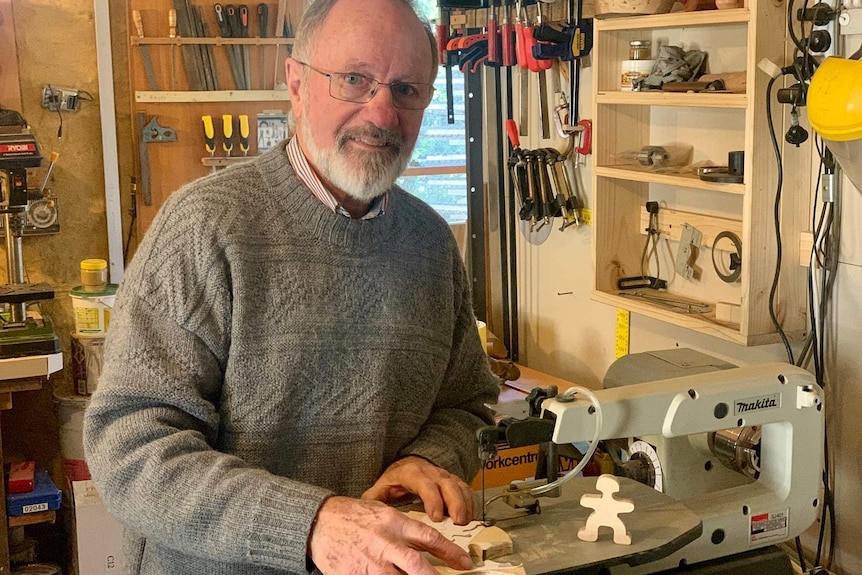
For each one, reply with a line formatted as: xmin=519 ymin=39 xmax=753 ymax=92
xmin=578 ymin=474 xmax=635 ymax=545
xmin=404 ymin=511 xmax=525 ymax=575
xmin=469 ymin=539 xmax=514 ymax=561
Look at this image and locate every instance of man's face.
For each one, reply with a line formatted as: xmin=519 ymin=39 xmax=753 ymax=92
xmin=286 ymin=0 xmax=434 ymax=203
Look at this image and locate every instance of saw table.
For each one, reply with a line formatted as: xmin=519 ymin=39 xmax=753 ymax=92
xmin=482 ymin=476 xmax=702 ymax=575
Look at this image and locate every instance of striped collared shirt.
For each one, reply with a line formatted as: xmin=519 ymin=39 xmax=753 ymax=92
xmin=285 ymin=137 xmax=387 ymax=220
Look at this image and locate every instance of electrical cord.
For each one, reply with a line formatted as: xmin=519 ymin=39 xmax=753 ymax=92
xmin=783 ymin=0 xmax=839 ymax=563
xmin=794 ymin=135 xmax=839 ymax=572
xmin=764 ymin=75 xmax=795 ymax=364
xmin=124 ymin=177 xmax=139 ymax=264
xmin=787 ymin=0 xmax=809 ymax=55
xmin=123 ymin=212 xmax=136 ymax=264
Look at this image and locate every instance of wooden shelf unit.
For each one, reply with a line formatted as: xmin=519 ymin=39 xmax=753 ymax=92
xmin=8 ymin=510 xmax=56 ymax=529
xmin=590 ymin=3 xmax=808 ymax=346
xmin=0 ymin=363 xmax=61 ymax=572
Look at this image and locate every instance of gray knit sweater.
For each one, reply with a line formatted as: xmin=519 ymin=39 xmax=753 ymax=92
xmin=83 ymin=144 xmax=499 ymax=575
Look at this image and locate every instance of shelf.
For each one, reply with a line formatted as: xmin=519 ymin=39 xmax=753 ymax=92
xmin=8 ymin=510 xmax=55 ymax=528
xmin=595 ymin=166 xmax=747 ymax=194
xmin=590 ymin=0 xmax=808 ymax=345
xmin=135 ymin=90 xmax=290 ymax=103
xmin=0 ymin=353 xmax=62 ymax=382
xmin=132 ymin=37 xmax=294 ymax=46
xmin=595 ymin=91 xmax=748 ymax=109
xmin=592 ymin=290 xmax=762 ymax=345
xmin=595 ymin=8 xmax=750 ymax=31
xmin=201 ymin=156 xmax=255 ymax=168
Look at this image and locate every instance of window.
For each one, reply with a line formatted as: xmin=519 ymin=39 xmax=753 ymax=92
xmin=398 ymin=71 xmax=467 ymax=224
xmin=397 ymin=4 xmax=468 ymax=224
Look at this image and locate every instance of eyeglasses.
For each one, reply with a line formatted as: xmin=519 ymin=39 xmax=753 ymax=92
xmin=296 ymin=61 xmax=435 ymax=111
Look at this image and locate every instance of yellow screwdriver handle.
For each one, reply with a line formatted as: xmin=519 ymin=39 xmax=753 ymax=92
xmin=222 ymin=114 xmax=234 ymax=155
xmin=238 ymin=114 xmax=250 ymax=155
xmin=202 ymin=115 xmax=215 ymax=155
xmin=132 ymin=9 xmax=145 ymax=37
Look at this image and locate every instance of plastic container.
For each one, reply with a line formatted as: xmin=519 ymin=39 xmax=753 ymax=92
xmin=6 ymin=468 xmax=61 ymax=517
xmin=621 ymin=59 xmax=655 ymax=91
xmin=70 ymin=284 xmax=117 ymax=337
xmin=80 ymin=259 xmax=108 ymax=293
xmin=54 ymin=389 xmax=92 ymax=482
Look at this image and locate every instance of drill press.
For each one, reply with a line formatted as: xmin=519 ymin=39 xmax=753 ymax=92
xmin=0 ymin=121 xmax=61 ymax=359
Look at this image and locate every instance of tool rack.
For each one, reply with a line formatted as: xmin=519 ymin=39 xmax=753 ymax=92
xmin=125 ymin=1 xmax=303 ymax=235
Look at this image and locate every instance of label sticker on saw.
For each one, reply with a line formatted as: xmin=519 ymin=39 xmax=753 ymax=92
xmin=749 ymin=509 xmax=788 ymax=544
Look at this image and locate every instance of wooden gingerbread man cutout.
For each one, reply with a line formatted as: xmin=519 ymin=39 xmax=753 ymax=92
xmin=578 ymin=474 xmax=635 ymax=545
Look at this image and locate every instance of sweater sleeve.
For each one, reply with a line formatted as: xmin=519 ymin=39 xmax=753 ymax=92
xmin=398 ymin=245 xmax=500 ymax=481
xmin=83 ymin=188 xmax=330 ymax=573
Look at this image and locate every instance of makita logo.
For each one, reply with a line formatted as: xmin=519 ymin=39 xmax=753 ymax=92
xmin=735 ymin=394 xmax=779 ymax=414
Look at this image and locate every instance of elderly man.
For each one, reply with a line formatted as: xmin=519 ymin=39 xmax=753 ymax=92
xmin=84 ymin=0 xmax=499 ymax=574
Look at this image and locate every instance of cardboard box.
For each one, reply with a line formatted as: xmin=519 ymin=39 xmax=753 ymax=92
xmin=470 ymin=445 xmax=541 ymax=490
xmin=70 ymin=480 xmax=125 ymax=575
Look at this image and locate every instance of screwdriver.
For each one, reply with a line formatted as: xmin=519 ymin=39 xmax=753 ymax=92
xmin=238 ymin=114 xmax=250 ymax=156
xmin=222 ymin=114 xmax=234 ymax=157
xmin=258 ymin=4 xmax=269 ymax=90
xmin=202 ymin=115 xmax=216 ymax=173
xmin=239 ymin=5 xmax=251 ymax=89
xmin=168 ymin=9 xmax=177 ymax=90
xmin=225 ymin=5 xmax=247 ymax=89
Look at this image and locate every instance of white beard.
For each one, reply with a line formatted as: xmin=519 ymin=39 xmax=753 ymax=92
xmin=301 ymin=119 xmax=411 ymax=203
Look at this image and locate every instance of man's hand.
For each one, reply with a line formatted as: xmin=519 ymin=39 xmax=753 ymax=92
xmin=308 ymin=496 xmax=474 ymax=575
xmin=362 ymin=456 xmax=476 ymax=524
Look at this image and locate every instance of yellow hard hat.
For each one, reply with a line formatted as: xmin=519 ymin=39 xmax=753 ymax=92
xmin=808 ymin=57 xmax=862 ymax=142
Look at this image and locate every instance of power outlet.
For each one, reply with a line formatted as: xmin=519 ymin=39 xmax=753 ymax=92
xmin=41 ymin=85 xmax=80 ymax=112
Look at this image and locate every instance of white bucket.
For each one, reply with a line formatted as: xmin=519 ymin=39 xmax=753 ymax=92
xmin=54 ymin=389 xmax=91 ymax=482
xmin=70 ymin=284 xmax=117 ymax=337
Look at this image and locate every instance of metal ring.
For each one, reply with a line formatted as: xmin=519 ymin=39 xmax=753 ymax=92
xmin=711 ymin=231 xmax=743 ymax=283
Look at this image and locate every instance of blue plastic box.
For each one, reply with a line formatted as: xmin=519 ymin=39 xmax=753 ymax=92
xmin=7 ymin=467 xmax=61 ymax=517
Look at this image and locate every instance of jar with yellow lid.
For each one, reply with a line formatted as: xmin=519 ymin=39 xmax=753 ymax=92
xmin=80 ymin=259 xmax=108 ymax=293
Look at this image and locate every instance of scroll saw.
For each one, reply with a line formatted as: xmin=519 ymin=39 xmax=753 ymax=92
xmin=477 ymin=350 xmax=823 ymax=574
